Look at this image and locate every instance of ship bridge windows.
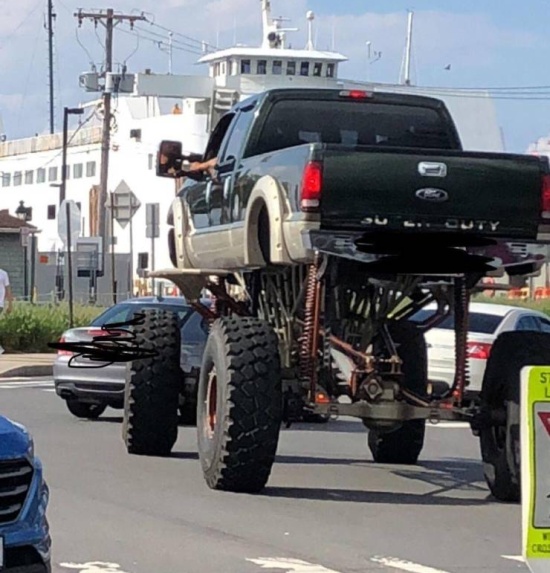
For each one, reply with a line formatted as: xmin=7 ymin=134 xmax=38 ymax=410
xmin=326 ymin=63 xmax=335 ymax=78
xmin=300 ymin=62 xmax=310 ymax=76
xmin=257 ymin=60 xmax=267 ymax=75
xmin=286 ymin=61 xmax=296 ymax=76
xmin=230 ymin=59 xmax=239 ymax=76
xmin=13 ymin=172 xmax=22 ymax=186
xmin=48 ymin=166 xmax=58 ymax=182
xmin=241 ymin=59 xmax=251 ymax=74
xmin=37 ymin=168 xmax=46 ymax=184
xmin=1 ymin=173 xmax=10 ymax=187
xmin=86 ymin=161 xmax=96 ymax=177
xmin=25 ymin=170 xmax=34 ymax=185
xmin=313 ymin=62 xmax=322 ymax=77
xmin=272 ymin=60 xmax=282 ymax=75
xmin=73 ymin=163 xmax=83 ymax=179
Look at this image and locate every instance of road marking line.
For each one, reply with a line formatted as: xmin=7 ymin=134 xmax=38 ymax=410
xmin=246 ymin=558 xmax=341 ymax=572
xmin=502 ymin=555 xmax=524 ymax=562
xmin=371 ymin=557 xmax=451 ymax=573
xmin=60 ymin=561 xmax=131 ymax=572
xmin=0 ymin=383 xmax=53 ymax=389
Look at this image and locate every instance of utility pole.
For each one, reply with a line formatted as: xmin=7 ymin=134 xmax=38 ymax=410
xmin=75 ymin=9 xmax=145 ymax=258
xmin=47 ymin=0 xmax=55 ymax=134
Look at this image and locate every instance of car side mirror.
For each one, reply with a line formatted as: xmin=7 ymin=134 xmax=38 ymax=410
xmin=156 ymin=140 xmax=183 ymax=178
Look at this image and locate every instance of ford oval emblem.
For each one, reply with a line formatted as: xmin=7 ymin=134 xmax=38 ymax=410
xmin=415 ymin=188 xmax=449 ymax=202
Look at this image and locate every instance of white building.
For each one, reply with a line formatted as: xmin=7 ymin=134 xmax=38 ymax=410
xmin=0 ymin=0 xmax=506 ymax=298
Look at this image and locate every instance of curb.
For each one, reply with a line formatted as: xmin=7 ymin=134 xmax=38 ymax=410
xmin=0 ymin=365 xmax=54 ymax=378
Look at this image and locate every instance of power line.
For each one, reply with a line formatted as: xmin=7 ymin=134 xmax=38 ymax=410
xmin=0 ymin=0 xmax=43 ymax=51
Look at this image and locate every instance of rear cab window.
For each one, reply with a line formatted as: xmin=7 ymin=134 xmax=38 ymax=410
xmin=249 ymin=97 xmax=456 ymax=157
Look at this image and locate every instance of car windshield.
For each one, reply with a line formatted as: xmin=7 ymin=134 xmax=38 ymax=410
xmin=410 ymin=309 xmax=504 ymax=334
xmin=90 ymin=302 xmax=195 ymax=328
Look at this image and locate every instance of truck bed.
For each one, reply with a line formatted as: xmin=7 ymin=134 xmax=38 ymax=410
xmin=319 ymin=144 xmax=546 ymax=241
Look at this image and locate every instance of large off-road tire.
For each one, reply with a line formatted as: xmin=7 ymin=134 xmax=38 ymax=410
xmin=197 ymin=316 xmax=282 ymax=493
xmin=123 ymin=309 xmax=181 ymax=456
xmin=368 ymin=322 xmax=427 ymax=464
xmin=479 ymin=331 xmax=550 ymax=502
xmin=66 ymin=400 xmax=107 ymax=420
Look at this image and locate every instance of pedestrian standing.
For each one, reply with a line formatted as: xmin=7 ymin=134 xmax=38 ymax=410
xmin=0 ymin=268 xmax=13 ymax=315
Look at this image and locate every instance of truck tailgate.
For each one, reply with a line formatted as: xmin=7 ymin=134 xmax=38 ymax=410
xmin=320 ymin=147 xmax=543 ymax=240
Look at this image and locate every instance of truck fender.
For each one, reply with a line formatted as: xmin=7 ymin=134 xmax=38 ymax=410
xmin=172 ymin=197 xmax=194 ymax=269
xmin=244 ymin=176 xmax=292 ymax=266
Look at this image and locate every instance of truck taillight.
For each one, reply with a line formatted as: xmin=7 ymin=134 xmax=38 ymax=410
xmin=542 ymin=174 xmax=550 ymax=218
xmin=339 ymin=90 xmax=373 ymax=99
xmin=467 ymin=342 xmax=492 ymax=360
xmin=300 ymin=161 xmax=323 ymax=212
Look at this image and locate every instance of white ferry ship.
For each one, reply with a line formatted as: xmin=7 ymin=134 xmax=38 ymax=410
xmin=0 ymin=0 xmax=506 ymax=300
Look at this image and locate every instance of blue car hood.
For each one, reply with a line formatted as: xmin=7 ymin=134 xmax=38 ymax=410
xmin=0 ymin=416 xmax=31 ymax=459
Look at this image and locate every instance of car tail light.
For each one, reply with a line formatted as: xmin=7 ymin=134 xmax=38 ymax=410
xmin=87 ymin=328 xmax=109 ymax=338
xmin=339 ymin=89 xmax=373 ymax=99
xmin=300 ymin=161 xmax=323 ymax=212
xmin=57 ymin=336 xmax=73 ymax=357
xmin=542 ymin=174 xmax=550 ymax=219
xmin=467 ymin=341 xmax=492 ymax=360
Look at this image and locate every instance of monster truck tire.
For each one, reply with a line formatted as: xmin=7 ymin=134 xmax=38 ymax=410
xmin=479 ymin=331 xmax=550 ymax=502
xmin=197 ymin=316 xmax=282 ymax=493
xmin=368 ymin=322 xmax=427 ymax=465
xmin=179 ymin=400 xmax=197 ymax=426
xmin=122 ymin=309 xmax=181 ymax=456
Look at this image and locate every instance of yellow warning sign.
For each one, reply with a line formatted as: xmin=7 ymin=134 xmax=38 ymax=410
xmin=521 ymin=366 xmax=550 ymax=572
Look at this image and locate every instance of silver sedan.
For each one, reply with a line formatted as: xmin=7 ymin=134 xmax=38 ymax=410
xmin=53 ymin=296 xmax=209 ymax=422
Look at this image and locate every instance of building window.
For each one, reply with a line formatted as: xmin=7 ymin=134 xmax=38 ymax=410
xmin=300 ymin=61 xmax=310 ymax=76
xmin=326 ymin=63 xmax=335 ymax=78
xmin=313 ymin=62 xmax=323 ymax=77
xmin=257 ymin=60 xmax=267 ymax=75
xmin=241 ymin=59 xmax=251 ymax=74
xmin=37 ymin=168 xmax=46 ymax=183
xmin=47 ymin=205 xmax=56 ymax=220
xmin=286 ymin=61 xmax=296 ymax=75
xmin=272 ymin=60 xmax=282 ymax=75
xmin=13 ymin=172 xmax=22 ymax=186
xmin=25 ymin=170 xmax=34 ymax=184
xmin=73 ymin=163 xmax=83 ymax=179
xmin=86 ymin=161 xmax=96 ymax=177
xmin=48 ymin=166 xmax=58 ymax=182
xmin=1 ymin=173 xmax=10 ymax=187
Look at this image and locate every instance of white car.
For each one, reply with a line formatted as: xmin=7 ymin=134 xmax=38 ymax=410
xmin=410 ymin=302 xmax=550 ymax=396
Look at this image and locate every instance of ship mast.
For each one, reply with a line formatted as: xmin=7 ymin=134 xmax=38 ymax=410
xmin=400 ymin=10 xmax=414 ymax=86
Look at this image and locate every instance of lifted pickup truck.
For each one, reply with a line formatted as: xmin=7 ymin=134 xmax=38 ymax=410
xmin=123 ymin=87 xmax=550 ymax=502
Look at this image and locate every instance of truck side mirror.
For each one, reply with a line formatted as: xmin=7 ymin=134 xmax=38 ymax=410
xmin=156 ymin=140 xmax=183 ymax=178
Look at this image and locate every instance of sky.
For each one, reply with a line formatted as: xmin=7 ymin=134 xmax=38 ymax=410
xmin=1 ymin=0 xmax=550 ymax=152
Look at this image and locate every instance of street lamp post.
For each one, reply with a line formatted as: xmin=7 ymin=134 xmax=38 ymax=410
xmin=15 ymin=200 xmax=33 ymax=301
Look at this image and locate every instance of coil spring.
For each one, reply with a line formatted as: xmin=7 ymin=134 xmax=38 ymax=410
xmin=299 ymin=256 xmax=321 ymax=381
xmin=453 ymin=275 xmax=470 ymax=404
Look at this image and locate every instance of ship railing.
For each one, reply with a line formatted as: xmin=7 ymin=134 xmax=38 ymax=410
xmin=0 ymin=126 xmax=103 ymax=158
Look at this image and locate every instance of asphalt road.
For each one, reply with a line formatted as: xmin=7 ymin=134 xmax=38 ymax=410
xmin=0 ymin=377 xmax=529 ymax=573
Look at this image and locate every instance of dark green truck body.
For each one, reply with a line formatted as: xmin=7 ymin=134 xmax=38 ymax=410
xmin=177 ymin=88 xmax=550 ymax=271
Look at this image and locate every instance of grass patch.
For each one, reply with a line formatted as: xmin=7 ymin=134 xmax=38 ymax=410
xmin=0 ymin=303 xmax=106 ymax=353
